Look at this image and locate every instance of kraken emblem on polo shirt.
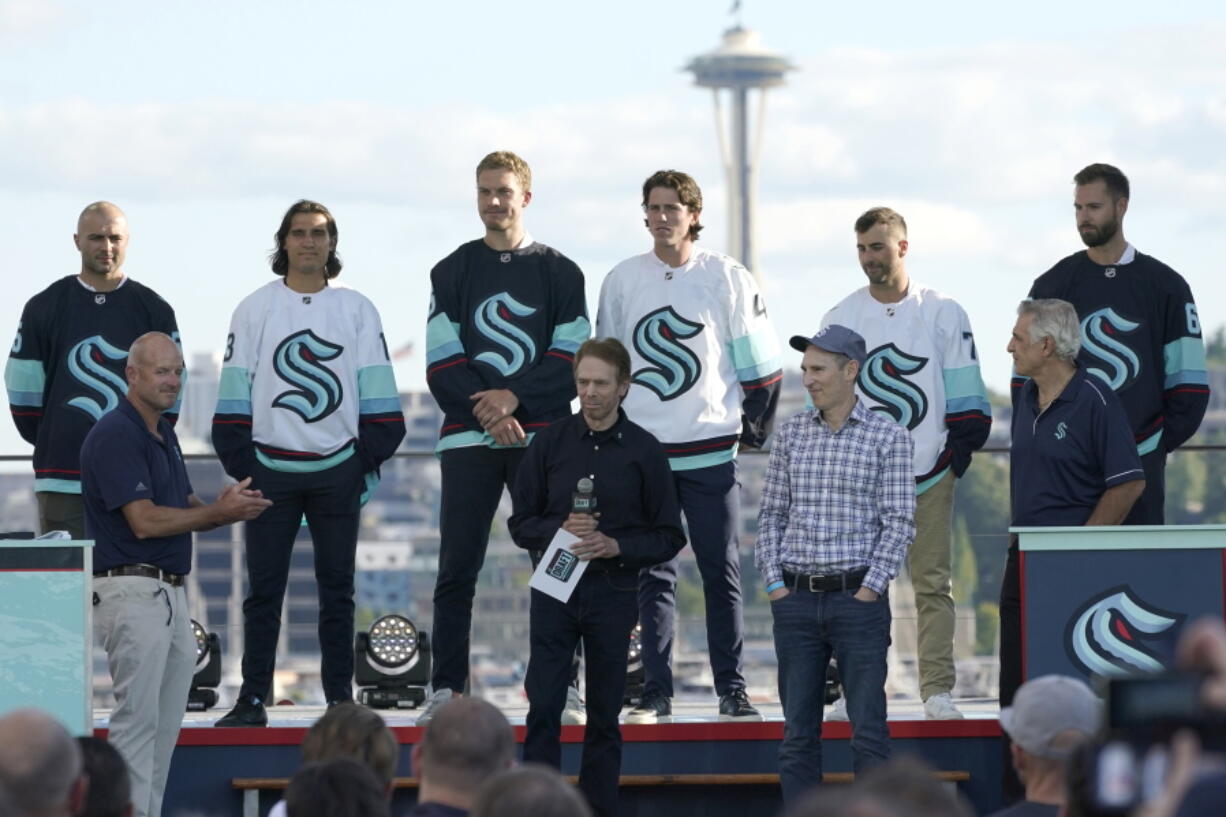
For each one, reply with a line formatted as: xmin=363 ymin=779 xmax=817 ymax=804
xmin=859 ymin=343 xmax=929 ymax=430
xmin=272 ymin=330 xmax=344 ymax=423
xmin=1080 ymin=307 xmax=1141 ymax=391
xmin=66 ymin=335 xmax=129 ymax=421
xmin=1064 ymin=586 xmax=1183 ymax=678
xmin=631 ymin=307 xmax=704 ymax=401
xmin=473 ymin=292 xmax=538 ymax=377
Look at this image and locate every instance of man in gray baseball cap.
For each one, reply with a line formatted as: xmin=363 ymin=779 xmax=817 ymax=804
xmin=788 ymin=325 xmax=868 ymax=366
xmin=988 ymin=674 xmax=1102 ymax=817
xmin=756 ymin=324 xmax=916 ymax=801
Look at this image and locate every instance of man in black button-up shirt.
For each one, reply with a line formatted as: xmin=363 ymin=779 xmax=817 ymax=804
xmin=510 ymin=338 xmax=685 ymax=817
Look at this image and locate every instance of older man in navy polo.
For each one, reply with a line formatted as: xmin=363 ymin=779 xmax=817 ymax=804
xmin=756 ymin=325 xmax=916 ymax=802
xmin=1001 ymin=298 xmax=1144 ymax=798
xmin=81 ymin=332 xmax=271 ymax=817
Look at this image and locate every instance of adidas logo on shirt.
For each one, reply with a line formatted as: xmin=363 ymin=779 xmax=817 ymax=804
xmin=135 ymin=481 xmax=147 ymax=491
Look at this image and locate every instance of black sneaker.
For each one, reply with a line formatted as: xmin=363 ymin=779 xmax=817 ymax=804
xmin=624 ymin=692 xmax=671 ymax=724
xmin=718 ymin=689 xmax=762 ymax=721
xmin=214 ymin=696 xmax=268 ymax=727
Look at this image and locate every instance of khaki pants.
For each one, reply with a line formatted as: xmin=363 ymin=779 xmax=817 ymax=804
xmin=94 ymin=576 xmax=196 ymax=817
xmin=37 ymin=491 xmax=85 ymax=540
xmin=908 ymin=470 xmax=956 ymax=700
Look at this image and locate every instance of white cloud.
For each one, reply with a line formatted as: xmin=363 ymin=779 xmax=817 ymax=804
xmin=0 ymin=0 xmax=62 ymax=36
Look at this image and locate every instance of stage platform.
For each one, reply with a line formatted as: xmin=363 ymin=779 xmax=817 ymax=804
xmin=95 ymin=699 xmax=1007 ymax=817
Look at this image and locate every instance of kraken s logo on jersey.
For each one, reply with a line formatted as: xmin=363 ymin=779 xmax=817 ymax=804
xmin=473 ymin=292 xmax=538 ymax=376
xmin=66 ymin=335 xmax=129 ymax=420
xmin=859 ymin=344 xmax=929 ymax=430
xmin=1064 ymin=586 xmax=1184 ymax=678
xmin=631 ymin=307 xmax=704 ymax=401
xmin=272 ymin=330 xmax=344 ymax=423
xmin=1080 ymin=307 xmax=1141 ymax=391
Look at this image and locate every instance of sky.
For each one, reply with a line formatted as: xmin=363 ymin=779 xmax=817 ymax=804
xmin=1 ymin=0 xmax=1225 ymax=456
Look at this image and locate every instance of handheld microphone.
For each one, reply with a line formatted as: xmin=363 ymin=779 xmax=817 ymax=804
xmin=572 ymin=477 xmax=597 ymax=515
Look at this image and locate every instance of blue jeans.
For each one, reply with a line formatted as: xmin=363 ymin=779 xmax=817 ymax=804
xmin=772 ymin=587 xmax=892 ymax=803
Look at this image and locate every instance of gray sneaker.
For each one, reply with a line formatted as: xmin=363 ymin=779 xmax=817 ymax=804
xmin=562 ymin=685 xmax=587 ymax=726
xmin=415 ymin=688 xmax=454 ymax=726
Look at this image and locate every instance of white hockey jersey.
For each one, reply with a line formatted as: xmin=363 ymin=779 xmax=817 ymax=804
xmin=597 ymin=248 xmax=782 ymax=471
xmin=822 ymin=284 xmax=991 ymax=491
xmin=213 ymin=280 xmax=402 ymax=474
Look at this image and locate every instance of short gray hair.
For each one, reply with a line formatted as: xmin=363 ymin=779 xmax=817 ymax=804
xmin=1018 ymin=299 xmax=1081 ymax=363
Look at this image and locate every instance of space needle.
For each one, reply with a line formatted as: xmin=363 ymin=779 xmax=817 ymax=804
xmin=685 ymin=20 xmax=794 ymax=284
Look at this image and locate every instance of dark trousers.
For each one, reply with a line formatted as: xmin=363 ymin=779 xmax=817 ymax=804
xmin=240 ymin=456 xmax=363 ymax=703
xmin=998 ymin=538 xmax=1023 ymax=802
xmin=524 ymin=571 xmax=639 ymax=817
xmin=432 ymin=445 xmax=526 ymax=692
xmin=639 ymin=460 xmax=746 ymax=697
xmin=1124 ymin=449 xmax=1166 ymax=525
xmin=773 ymin=588 xmax=892 ymax=803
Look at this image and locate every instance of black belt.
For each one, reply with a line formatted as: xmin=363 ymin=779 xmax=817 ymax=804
xmin=93 ymin=564 xmax=185 ymax=587
xmin=782 ymin=567 xmax=868 ymax=593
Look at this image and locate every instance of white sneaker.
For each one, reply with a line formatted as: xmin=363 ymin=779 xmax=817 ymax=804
xmin=923 ymin=692 xmax=964 ymax=720
xmin=415 ymin=688 xmax=454 ymax=726
xmin=824 ymin=695 xmax=849 ymax=722
xmin=562 ymin=685 xmax=587 ymax=726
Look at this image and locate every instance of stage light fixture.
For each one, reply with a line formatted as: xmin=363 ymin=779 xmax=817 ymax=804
xmin=187 ymin=619 xmax=221 ymax=711
xmin=355 ymin=614 xmax=432 ymax=709
xmin=624 ymin=622 xmax=645 ymax=706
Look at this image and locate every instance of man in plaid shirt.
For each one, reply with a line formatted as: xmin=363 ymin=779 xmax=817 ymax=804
xmin=756 ymin=325 xmax=915 ymax=802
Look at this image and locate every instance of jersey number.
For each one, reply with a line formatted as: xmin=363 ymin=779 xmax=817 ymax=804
xmin=224 ymin=332 xmax=235 ymax=362
xmin=1186 ymin=304 xmax=1201 ymax=336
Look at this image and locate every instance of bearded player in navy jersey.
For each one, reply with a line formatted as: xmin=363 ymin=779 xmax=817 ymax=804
xmin=5 ymin=202 xmax=180 ymax=539
xmin=1024 ymin=164 xmax=1209 ymax=524
xmin=420 ymin=151 xmax=589 ymax=724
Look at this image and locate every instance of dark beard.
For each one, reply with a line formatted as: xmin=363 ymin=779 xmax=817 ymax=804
xmin=1079 ymin=219 xmax=1119 ymax=248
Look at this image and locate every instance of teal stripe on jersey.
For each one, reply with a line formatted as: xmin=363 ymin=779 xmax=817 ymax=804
xmin=257 ymin=443 xmax=355 ymax=473
xmin=5 ymin=359 xmax=45 ymax=405
xmin=34 ymin=477 xmax=81 ymax=493
xmin=434 ymin=429 xmax=537 ymax=455
xmin=1137 ymin=429 xmax=1164 ymax=457
xmin=1163 ymin=337 xmax=1209 ymax=388
xmin=916 ymin=466 xmax=951 ymax=496
xmin=730 ymin=328 xmax=782 ymax=382
xmin=943 ymin=365 xmax=990 ymax=401
xmin=217 ymin=366 xmax=252 ymax=400
xmin=667 ymin=445 xmax=737 ymax=472
xmin=359 ymin=471 xmax=380 ymax=506
xmin=549 ymin=316 xmax=591 ymax=353
xmin=426 ymin=314 xmax=465 ymax=364
xmin=946 ymin=394 xmax=992 ymax=415
xmin=358 ymin=365 xmax=399 ymax=400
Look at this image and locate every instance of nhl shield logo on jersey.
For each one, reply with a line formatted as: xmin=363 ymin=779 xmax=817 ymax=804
xmin=272 ymin=329 xmax=345 ymax=423
xmin=473 ymin=292 xmax=539 ymax=377
xmin=66 ymin=335 xmax=129 ymax=421
xmin=631 ymin=306 xmax=704 ymax=401
xmin=859 ymin=343 xmax=929 ymax=430
xmin=1080 ymin=307 xmax=1142 ymax=391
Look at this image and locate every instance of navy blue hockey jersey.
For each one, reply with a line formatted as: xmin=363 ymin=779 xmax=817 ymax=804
xmin=425 ymin=238 xmax=589 ymax=452
xmin=5 ymin=276 xmax=180 ymax=493
xmin=1022 ymin=246 xmax=1209 ymax=457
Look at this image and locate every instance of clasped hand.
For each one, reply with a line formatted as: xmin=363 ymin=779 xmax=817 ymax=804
xmin=562 ymin=512 xmax=620 ymax=561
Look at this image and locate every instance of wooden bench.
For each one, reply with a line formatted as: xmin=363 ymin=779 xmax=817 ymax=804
xmin=234 ymin=771 xmax=970 ymax=816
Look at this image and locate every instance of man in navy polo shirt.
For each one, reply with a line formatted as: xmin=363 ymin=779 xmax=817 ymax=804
xmin=1002 ymin=298 xmax=1144 ymax=799
xmin=81 ymin=332 xmax=271 ymax=817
